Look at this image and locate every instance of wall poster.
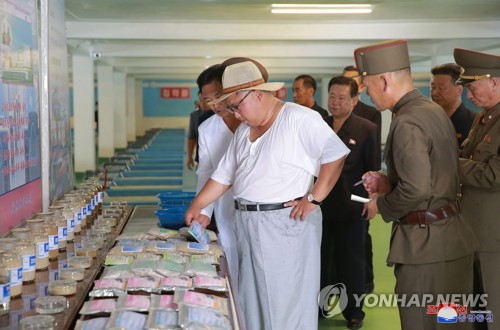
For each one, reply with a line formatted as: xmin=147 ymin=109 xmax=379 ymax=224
xmin=0 ymin=0 xmax=40 ymax=234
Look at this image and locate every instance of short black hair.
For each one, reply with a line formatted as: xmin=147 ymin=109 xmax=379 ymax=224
xmin=328 ymin=76 xmax=359 ymax=98
xmin=196 ymin=64 xmax=224 ymax=93
xmin=431 ymin=63 xmax=461 ymax=83
xmin=294 ymin=74 xmax=317 ymax=93
xmin=343 ymin=65 xmax=358 ymax=73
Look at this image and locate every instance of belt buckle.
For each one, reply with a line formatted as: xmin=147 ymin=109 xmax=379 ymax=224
xmin=418 ymin=212 xmax=427 ymax=229
xmin=238 ymin=203 xmax=247 ymax=212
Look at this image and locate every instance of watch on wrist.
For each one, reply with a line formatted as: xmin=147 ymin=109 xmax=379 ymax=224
xmin=307 ymin=193 xmax=322 ymax=205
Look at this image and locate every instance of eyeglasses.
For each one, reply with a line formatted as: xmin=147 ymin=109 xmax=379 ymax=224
xmin=226 ymin=91 xmax=253 ymax=114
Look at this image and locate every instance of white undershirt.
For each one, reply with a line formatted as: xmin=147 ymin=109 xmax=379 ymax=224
xmin=211 ymin=102 xmax=350 ymax=203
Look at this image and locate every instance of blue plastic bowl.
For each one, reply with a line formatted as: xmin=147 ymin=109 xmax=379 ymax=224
xmin=155 ymin=206 xmax=189 ymax=229
xmin=156 ymin=192 xmax=196 ymax=202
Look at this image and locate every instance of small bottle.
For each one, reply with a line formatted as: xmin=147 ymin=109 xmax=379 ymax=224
xmin=32 ymin=230 xmax=49 ymax=271
xmin=0 ymin=254 xmax=10 ymax=315
xmin=49 ymin=205 xmax=67 ymax=251
xmin=37 ymin=212 xmax=59 ymax=260
xmin=0 ymin=251 xmax=22 ymax=298
xmin=59 ymin=202 xmax=75 ymax=242
xmin=15 ymin=241 xmax=36 ymax=283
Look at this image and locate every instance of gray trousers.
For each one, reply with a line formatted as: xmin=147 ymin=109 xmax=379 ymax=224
xmin=474 ymin=250 xmax=500 ymax=330
xmin=234 ymin=205 xmax=322 ymax=330
xmin=394 ymin=254 xmax=474 ymax=330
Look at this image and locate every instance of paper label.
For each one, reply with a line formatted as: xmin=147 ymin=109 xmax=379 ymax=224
xmin=188 ymin=222 xmax=210 ymax=244
xmin=159 ymin=295 xmax=177 ymax=309
xmin=49 ymin=235 xmax=58 ymax=250
xmin=122 ymin=245 xmax=143 ymax=253
xmin=22 ymin=255 xmax=36 ymax=272
xmin=114 ymin=311 xmax=146 ymax=329
xmin=67 ymin=219 xmax=75 ymax=232
xmin=154 ymin=310 xmax=178 ymax=326
xmin=127 ymin=277 xmax=156 ymax=289
xmin=9 ymin=267 xmax=22 ymax=286
xmin=125 ymin=295 xmax=150 ymax=309
xmin=187 ymin=242 xmax=209 ymax=251
xmin=74 ymin=212 xmax=81 ymax=225
xmin=94 ymin=278 xmax=124 ymax=290
xmin=0 ymin=283 xmax=10 ymax=303
xmin=155 ymin=242 xmax=175 ymax=250
xmin=89 ymin=299 xmax=116 ymax=311
xmin=58 ymin=226 xmax=67 ymax=241
xmin=36 ymin=241 xmax=49 ymax=258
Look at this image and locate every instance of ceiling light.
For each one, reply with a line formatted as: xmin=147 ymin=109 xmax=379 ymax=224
xmin=271 ymin=3 xmax=372 ymax=14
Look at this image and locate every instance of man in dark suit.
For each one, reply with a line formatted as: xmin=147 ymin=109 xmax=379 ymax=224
xmin=430 ymin=63 xmax=477 ymax=147
xmin=321 ymin=76 xmax=380 ymax=330
xmin=342 ymin=65 xmax=381 ymax=294
xmin=293 ymin=74 xmax=329 ymax=117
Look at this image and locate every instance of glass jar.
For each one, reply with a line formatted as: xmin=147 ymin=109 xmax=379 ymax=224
xmin=42 ymin=223 xmax=59 ymax=261
xmin=69 ymin=193 xmax=87 ymax=228
xmin=0 ymin=251 xmax=22 ymax=298
xmin=32 ymin=230 xmax=49 ymax=271
xmin=0 ymin=254 xmax=10 ymax=315
xmin=19 ymin=314 xmax=56 ymax=329
xmin=11 ymin=227 xmax=31 ymax=241
xmin=49 ymin=206 xmax=67 ymax=251
xmin=59 ymin=202 xmax=75 ymax=242
xmin=15 ymin=241 xmax=36 ymax=283
xmin=27 ymin=219 xmax=44 ymax=232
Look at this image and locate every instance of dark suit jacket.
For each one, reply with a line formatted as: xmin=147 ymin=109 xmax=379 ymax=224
xmin=321 ymin=114 xmax=380 ymax=221
xmin=311 ymin=102 xmax=329 ymax=117
xmin=353 ymin=101 xmax=381 ymax=146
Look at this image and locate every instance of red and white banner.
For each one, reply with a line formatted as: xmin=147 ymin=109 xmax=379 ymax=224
xmin=161 ymin=87 xmax=191 ymax=99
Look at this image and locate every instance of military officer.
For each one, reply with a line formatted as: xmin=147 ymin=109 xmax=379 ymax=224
xmin=454 ymin=48 xmax=500 ymax=330
xmin=358 ymin=40 xmax=476 ymax=330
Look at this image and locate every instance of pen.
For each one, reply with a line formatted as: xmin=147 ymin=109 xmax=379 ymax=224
xmin=353 ymin=179 xmax=365 ymax=187
xmin=353 ymin=170 xmax=385 ymax=186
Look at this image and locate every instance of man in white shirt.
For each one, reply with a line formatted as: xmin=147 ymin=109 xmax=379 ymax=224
xmin=196 ymin=57 xmax=267 ymax=300
xmin=185 ymin=59 xmax=350 ymax=330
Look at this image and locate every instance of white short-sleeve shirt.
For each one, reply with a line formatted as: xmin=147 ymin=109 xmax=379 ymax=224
xmin=211 ymin=102 xmax=350 ymax=203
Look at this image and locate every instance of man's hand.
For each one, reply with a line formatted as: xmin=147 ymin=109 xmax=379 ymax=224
xmin=362 ymin=171 xmax=391 ymax=194
xmin=362 ymin=193 xmax=379 ymax=220
xmin=186 ymin=157 xmax=195 ymax=170
xmin=285 ymin=196 xmax=318 ymax=221
xmin=194 ymin=214 xmax=211 ymax=228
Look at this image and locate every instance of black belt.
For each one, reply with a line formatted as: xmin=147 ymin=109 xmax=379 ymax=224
xmin=234 ymin=200 xmax=294 ymax=212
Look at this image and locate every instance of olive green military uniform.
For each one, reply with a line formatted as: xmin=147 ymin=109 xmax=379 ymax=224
xmin=354 ymin=40 xmax=476 ymax=330
xmin=382 ymin=89 xmax=476 ymax=330
xmin=455 ymin=47 xmax=500 ymax=330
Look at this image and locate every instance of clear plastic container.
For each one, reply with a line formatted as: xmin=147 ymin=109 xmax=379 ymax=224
xmin=35 ymin=295 xmax=67 ymax=314
xmin=60 ymin=202 xmax=75 ymax=242
xmin=0 ymin=256 xmax=11 ymax=315
xmin=59 ymin=267 xmax=85 ymax=281
xmin=42 ymin=223 xmax=59 ymax=261
xmin=48 ymin=206 xmax=67 ymax=251
xmin=11 ymin=227 xmax=31 ymax=241
xmin=0 ymin=247 xmax=23 ymax=298
xmin=37 ymin=212 xmax=59 ymax=259
xmin=48 ymin=279 xmax=77 ymax=296
xmin=68 ymin=256 xmax=92 ymax=269
xmin=15 ymin=241 xmax=36 ymax=283
xmin=27 ymin=219 xmax=44 ymax=232
xmin=33 ymin=230 xmax=49 ymax=271
xmin=19 ymin=314 xmax=56 ymax=329
xmin=75 ymin=246 xmax=98 ymax=259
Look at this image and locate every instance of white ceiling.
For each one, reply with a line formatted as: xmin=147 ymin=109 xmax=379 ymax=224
xmin=65 ymin=0 xmax=500 ymax=81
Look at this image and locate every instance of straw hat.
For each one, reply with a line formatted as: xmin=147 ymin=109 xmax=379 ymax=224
xmin=211 ymin=60 xmax=284 ymax=104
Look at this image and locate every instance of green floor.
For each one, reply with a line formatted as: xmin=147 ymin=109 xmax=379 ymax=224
xmin=319 ymin=215 xmax=401 ymax=330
